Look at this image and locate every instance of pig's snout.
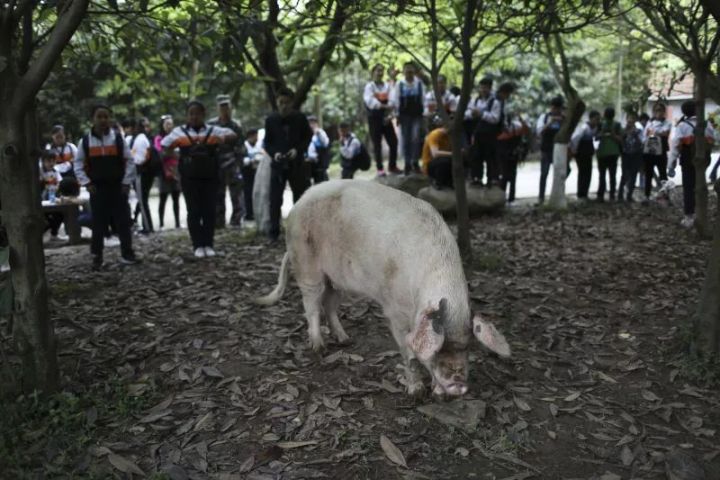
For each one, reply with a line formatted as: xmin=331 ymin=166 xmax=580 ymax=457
xmin=433 ymin=381 xmax=468 ymax=397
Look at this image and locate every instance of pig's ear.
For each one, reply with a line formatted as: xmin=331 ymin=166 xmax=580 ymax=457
xmin=472 ymin=314 xmax=511 ymax=358
xmin=406 ymin=298 xmax=448 ymax=362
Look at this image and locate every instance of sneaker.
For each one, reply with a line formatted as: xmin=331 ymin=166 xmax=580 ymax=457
xmin=104 ymin=236 xmax=121 ymax=247
xmin=204 ymin=247 xmax=216 ymax=257
xmin=389 ymin=166 xmax=402 ymax=175
xmin=376 ymin=169 xmax=387 ymax=178
xmin=120 ymin=253 xmax=140 ymax=265
xmin=680 ymin=216 xmax=695 ymax=229
xmin=91 ymin=255 xmax=103 ymax=271
xmin=194 ymin=248 xmax=206 ymax=258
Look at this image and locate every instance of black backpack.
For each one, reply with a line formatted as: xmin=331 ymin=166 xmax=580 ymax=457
xmin=130 ymin=133 xmax=162 ymax=176
xmin=179 ymin=127 xmax=219 ymax=179
xmin=352 ymin=142 xmax=371 ymax=171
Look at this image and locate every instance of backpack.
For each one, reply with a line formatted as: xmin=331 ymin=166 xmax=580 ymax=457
xmin=352 ymin=142 xmax=371 ymax=171
xmin=130 ymin=133 xmax=162 ymax=176
xmin=178 ymin=127 xmax=219 ymax=179
xmin=398 ymin=81 xmax=424 ymax=117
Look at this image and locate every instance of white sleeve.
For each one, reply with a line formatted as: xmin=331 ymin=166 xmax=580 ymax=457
xmin=364 ymin=83 xmax=381 ymax=110
xmin=668 ymin=125 xmax=682 ymax=165
xmin=423 ymin=91 xmax=434 ymax=116
xmin=132 ymin=134 xmax=151 ymax=165
xmin=161 ymin=127 xmax=181 ymax=148
xmin=481 ymin=98 xmax=501 ymax=124
xmin=535 ymin=114 xmax=546 ymax=138
xmin=464 ymin=99 xmax=475 ymax=120
xmin=74 ymin=138 xmax=90 ymax=186
xmin=318 ymin=129 xmax=330 ymax=147
xmin=447 ymin=94 xmax=458 ymax=113
xmin=390 ymin=82 xmax=400 ymax=110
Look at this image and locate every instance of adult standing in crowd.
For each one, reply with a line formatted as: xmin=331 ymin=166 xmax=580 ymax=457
xmin=618 ymin=111 xmax=644 ymax=202
xmin=596 ymin=107 xmax=623 ymax=202
xmin=74 ymin=104 xmax=139 ymax=270
xmin=209 ymin=94 xmax=245 ymax=228
xmin=642 ymin=103 xmax=671 ymax=202
xmin=570 ymin=110 xmax=600 ymax=200
xmin=473 ymin=81 xmax=515 ymax=188
xmin=156 ymin=115 xmax=181 ymax=229
xmin=364 ymin=64 xmax=399 ymax=177
xmin=263 ymin=87 xmax=313 ymax=242
xmin=535 ymin=96 xmax=565 ymax=204
xmin=465 ymin=77 xmax=494 ymax=180
xmin=242 ymin=128 xmax=263 ymax=221
xmin=162 ymin=101 xmax=237 ymax=258
xmin=127 ymin=117 xmax=155 ymax=234
xmin=392 ymin=61 xmax=425 ymax=175
xmin=424 ymin=74 xmax=457 ymax=119
xmin=306 ymin=115 xmax=331 ymax=184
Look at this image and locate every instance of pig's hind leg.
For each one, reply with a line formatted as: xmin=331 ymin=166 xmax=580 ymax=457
xmin=299 ymin=279 xmax=326 ymax=352
xmin=322 ymin=285 xmax=350 ymax=345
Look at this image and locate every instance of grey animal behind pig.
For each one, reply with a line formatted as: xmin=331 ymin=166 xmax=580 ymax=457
xmin=256 ymin=180 xmax=510 ymax=397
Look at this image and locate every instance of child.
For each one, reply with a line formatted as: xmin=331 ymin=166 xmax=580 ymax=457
xmin=570 ymin=110 xmax=600 ymax=200
xmin=596 ymin=107 xmax=623 ymax=202
xmin=48 ymin=125 xmax=78 ymax=180
xmin=642 ymin=103 xmax=672 ymax=202
xmin=338 ymin=122 xmax=366 ymax=179
xmin=618 ymin=111 xmax=644 ymax=202
xmin=40 ymin=150 xmax=63 ymax=239
xmin=364 ymin=64 xmax=400 ymax=177
xmin=667 ymin=101 xmax=717 ymax=228
xmin=497 ymin=112 xmax=529 ymax=202
xmin=155 ymin=115 xmax=181 ymax=229
xmin=74 ymin=104 xmax=139 ymax=270
xmin=421 ymin=116 xmax=454 ymax=189
xmin=161 ymin=101 xmax=237 ymax=258
xmin=306 ymin=116 xmax=330 ymax=184
xmin=242 ymin=128 xmax=264 ymax=221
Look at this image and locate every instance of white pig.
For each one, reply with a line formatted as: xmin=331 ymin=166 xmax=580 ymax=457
xmin=256 ymin=180 xmax=510 ymax=397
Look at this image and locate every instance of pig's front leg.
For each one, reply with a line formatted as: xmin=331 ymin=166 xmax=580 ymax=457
xmin=405 ymin=358 xmax=426 ymax=398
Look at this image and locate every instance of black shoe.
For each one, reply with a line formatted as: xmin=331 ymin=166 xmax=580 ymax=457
xmin=244 ymin=216 xmax=255 ymax=222
xmin=92 ymin=255 xmax=103 ymax=271
xmin=120 ymin=253 xmax=140 ymax=265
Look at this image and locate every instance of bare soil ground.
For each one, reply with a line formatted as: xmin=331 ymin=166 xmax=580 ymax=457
xmin=2 ymin=194 xmax=720 ymax=480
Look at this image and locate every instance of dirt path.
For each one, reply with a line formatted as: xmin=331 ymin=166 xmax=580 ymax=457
xmin=3 ymin=196 xmax=720 ymax=480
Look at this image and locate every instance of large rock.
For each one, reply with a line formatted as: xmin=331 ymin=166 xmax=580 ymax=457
xmin=252 ymin=154 xmax=272 ymax=235
xmin=374 ymin=173 xmax=430 ymax=197
xmin=418 ymin=185 xmax=505 ymax=217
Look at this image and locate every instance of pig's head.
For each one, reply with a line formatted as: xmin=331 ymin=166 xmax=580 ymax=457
xmin=406 ymin=298 xmax=510 ymax=397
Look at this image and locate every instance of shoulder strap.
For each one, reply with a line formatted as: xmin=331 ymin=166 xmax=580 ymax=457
xmin=130 ymin=134 xmax=137 ymax=149
xmin=202 ymin=126 xmax=214 ymax=144
xmin=181 ymin=127 xmax=195 ymax=145
xmin=82 ymin=134 xmax=90 ymax=158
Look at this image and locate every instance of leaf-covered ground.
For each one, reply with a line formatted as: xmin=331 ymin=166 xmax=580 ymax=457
xmin=2 ymin=192 xmax=720 ymax=480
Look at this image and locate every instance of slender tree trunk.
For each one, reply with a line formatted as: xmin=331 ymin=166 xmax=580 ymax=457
xmin=0 ymin=103 xmax=57 ymax=393
xmin=694 ymin=71 xmax=710 ymax=237
xmin=450 ymin=120 xmax=471 ymax=260
xmin=548 ymin=93 xmax=585 ymax=209
xmin=693 ymin=180 xmax=720 ymax=356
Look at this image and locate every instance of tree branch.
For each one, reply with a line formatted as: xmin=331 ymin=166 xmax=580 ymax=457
xmin=12 ymin=0 xmax=90 ymax=114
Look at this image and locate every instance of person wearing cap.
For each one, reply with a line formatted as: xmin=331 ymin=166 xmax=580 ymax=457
xmin=48 ymin=125 xmax=78 ymax=180
xmin=306 ymin=115 xmax=331 ymax=184
xmin=209 ymin=94 xmax=245 ymax=228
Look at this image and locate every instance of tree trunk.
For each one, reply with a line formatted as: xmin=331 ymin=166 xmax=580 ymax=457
xmin=693 ymin=71 xmax=710 ymax=237
xmin=693 ymin=180 xmax=720 ymax=356
xmin=450 ymin=122 xmax=471 ymax=260
xmin=0 ymin=104 xmax=58 ymax=393
xmin=548 ymin=93 xmax=585 ymax=209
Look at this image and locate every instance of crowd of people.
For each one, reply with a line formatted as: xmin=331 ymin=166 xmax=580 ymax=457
xmin=36 ymin=62 xmax=720 ymax=270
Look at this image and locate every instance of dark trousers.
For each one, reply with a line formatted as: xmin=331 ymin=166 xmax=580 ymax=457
xmin=133 ymin=168 xmax=155 ymax=232
xmin=241 ymin=166 xmax=256 ymax=220
xmin=576 ymin=153 xmax=593 ymax=198
xmin=399 ymin=115 xmax=423 ymax=173
xmin=597 ymin=155 xmax=619 ymax=200
xmin=90 ymin=183 xmax=133 ymax=258
xmin=45 ymin=213 xmax=63 ymax=236
xmin=368 ymin=114 xmax=398 ymax=171
xmin=216 ymin=162 xmax=244 ymax=227
xmin=159 ymin=191 xmax=180 ymax=228
xmin=710 ymin=156 xmax=720 ymax=182
xmin=428 ymin=156 xmax=453 ymax=188
xmin=269 ymin=161 xmax=310 ymax=239
xmin=182 ymin=177 xmax=218 ymax=249
xmin=471 ymin=134 xmax=497 ymax=184
xmin=619 ymin=152 xmax=642 ymax=200
xmin=643 ymin=153 xmax=668 ymax=198
xmin=341 ymin=166 xmax=357 ymax=179
xmin=538 ymin=149 xmax=553 ymax=201
xmin=498 ymin=142 xmax=517 ymax=201
xmin=310 ymin=162 xmax=328 ymax=184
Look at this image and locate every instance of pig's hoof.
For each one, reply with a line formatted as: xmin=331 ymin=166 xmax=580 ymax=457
xmin=407 ymin=382 xmax=426 ymax=398
xmin=335 ymin=332 xmax=351 ymax=345
xmin=310 ymin=338 xmax=326 ymax=352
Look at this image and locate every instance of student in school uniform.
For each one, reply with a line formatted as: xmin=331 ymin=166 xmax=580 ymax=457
xmin=156 ymin=115 xmax=182 ymax=229
xmin=535 ymin=96 xmax=565 ymax=203
xmin=364 ymin=64 xmax=400 ymax=176
xmin=338 ymin=122 xmax=367 ymax=180
xmin=464 ymin=77 xmax=493 ymax=175
xmin=391 ymin=62 xmax=425 ymax=175
xmin=472 ymin=81 xmax=515 ymax=187
xmin=242 ymin=128 xmax=263 ymax=221
xmin=161 ymin=101 xmax=238 ymax=257
xmin=667 ymin=101 xmax=717 ymax=228
xmin=497 ymin=111 xmax=529 ymax=203
xmin=126 ymin=118 xmax=154 ymax=234
xmin=570 ymin=110 xmax=600 ymax=200
xmin=618 ymin=111 xmax=645 ymax=202
xmin=642 ymin=103 xmax=672 ymax=202
xmin=48 ymin=125 xmax=78 ymax=180
xmin=596 ymin=107 xmax=623 ymax=202
xmin=306 ymin=115 xmax=331 ymax=184
xmin=74 ymin=104 xmax=139 ymax=271
xmin=424 ymin=74 xmax=458 ymax=119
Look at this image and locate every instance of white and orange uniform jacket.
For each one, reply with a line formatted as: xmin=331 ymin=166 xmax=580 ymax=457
xmin=363 ymin=81 xmax=395 ymax=112
xmin=668 ymin=116 xmax=717 ymax=170
xmin=74 ymin=130 xmax=135 ymax=186
xmin=160 ymin=124 xmax=235 ymax=151
xmin=49 ymin=143 xmax=78 ymax=175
